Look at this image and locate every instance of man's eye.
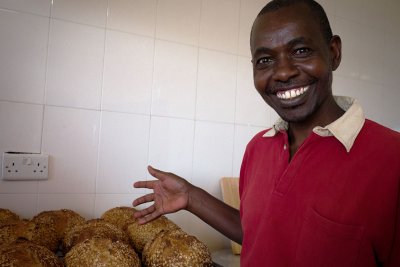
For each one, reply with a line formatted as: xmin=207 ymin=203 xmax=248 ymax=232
xmin=293 ymin=47 xmax=311 ymax=56
xmin=256 ymin=57 xmax=273 ymax=65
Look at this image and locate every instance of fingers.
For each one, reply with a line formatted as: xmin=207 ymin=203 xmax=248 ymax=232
xmin=132 ymin=193 xmax=155 ymax=207
xmin=133 ymin=205 xmax=161 ymax=224
xmin=133 ymin=180 xmax=156 ymax=189
xmin=133 ymin=204 xmax=155 ymax=218
xmin=147 ymin=165 xmax=167 ymax=181
xmin=138 ymin=210 xmax=161 ymax=224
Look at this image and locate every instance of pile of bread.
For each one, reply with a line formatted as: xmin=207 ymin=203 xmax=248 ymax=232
xmin=0 ymin=207 xmax=213 ymax=267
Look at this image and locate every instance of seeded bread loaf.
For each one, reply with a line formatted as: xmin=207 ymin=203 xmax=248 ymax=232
xmin=0 ymin=208 xmax=20 ymax=227
xmin=101 ymin=206 xmax=137 ymax=230
xmin=65 ymin=238 xmax=140 ymax=267
xmin=0 ymin=239 xmax=63 ymax=267
xmin=63 ymin=219 xmax=130 ymax=252
xmin=142 ymin=229 xmax=213 ymax=267
xmin=126 ymin=215 xmax=180 ymax=253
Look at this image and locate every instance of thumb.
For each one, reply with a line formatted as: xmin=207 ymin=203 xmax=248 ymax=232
xmin=147 ymin=165 xmax=166 ymax=181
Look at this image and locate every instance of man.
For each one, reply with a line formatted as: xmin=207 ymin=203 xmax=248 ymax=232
xmin=132 ymin=0 xmax=400 ymax=266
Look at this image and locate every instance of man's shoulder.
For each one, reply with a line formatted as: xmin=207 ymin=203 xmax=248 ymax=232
xmin=362 ymin=119 xmax=400 ymax=141
xmin=357 ymin=119 xmax=400 ymax=153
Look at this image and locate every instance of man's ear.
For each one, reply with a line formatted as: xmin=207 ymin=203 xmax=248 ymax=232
xmin=330 ymin=35 xmax=342 ymax=71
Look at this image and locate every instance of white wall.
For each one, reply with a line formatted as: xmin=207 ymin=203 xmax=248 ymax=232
xmin=0 ymin=0 xmax=399 ymax=251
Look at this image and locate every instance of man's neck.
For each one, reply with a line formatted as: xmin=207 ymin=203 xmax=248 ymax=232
xmin=287 ymin=96 xmax=345 ymax=159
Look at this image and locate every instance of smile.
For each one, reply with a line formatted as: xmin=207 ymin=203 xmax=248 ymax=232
xmin=276 ymin=86 xmax=309 ymax=100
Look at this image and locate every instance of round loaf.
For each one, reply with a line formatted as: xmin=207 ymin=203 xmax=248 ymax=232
xmin=64 ymin=238 xmax=140 ymax=267
xmin=0 ymin=208 xmax=20 ymax=227
xmin=0 ymin=219 xmax=36 ymax=248
xmin=101 ymin=206 xmax=137 ymax=230
xmin=63 ymin=219 xmax=130 ymax=252
xmin=0 ymin=239 xmax=63 ymax=267
xmin=142 ymin=229 xmax=213 ymax=267
xmin=126 ymin=215 xmax=180 ymax=253
xmin=32 ymin=209 xmax=85 ymax=251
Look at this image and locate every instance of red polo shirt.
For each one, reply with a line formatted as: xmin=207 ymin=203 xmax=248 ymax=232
xmin=239 ymin=98 xmax=400 ymax=267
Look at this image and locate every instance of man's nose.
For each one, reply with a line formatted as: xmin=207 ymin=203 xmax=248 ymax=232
xmin=272 ymin=57 xmax=299 ymax=82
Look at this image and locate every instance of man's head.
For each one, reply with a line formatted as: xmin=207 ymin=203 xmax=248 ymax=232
xmin=254 ymin=0 xmax=333 ymax=44
xmin=250 ymin=0 xmax=341 ymax=123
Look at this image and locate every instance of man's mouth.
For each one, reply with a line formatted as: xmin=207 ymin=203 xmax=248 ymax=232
xmin=276 ymin=86 xmax=309 ymax=100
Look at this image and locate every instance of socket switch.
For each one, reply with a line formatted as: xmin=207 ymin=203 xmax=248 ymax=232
xmin=2 ymin=152 xmax=49 ymax=181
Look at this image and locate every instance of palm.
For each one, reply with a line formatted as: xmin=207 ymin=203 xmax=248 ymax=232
xmin=152 ymin=173 xmax=189 ymax=214
xmin=132 ymin=166 xmax=190 ymax=223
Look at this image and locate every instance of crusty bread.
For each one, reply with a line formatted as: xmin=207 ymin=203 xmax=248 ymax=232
xmin=142 ymin=229 xmax=213 ymax=267
xmin=63 ymin=219 xmax=130 ymax=252
xmin=0 ymin=239 xmax=63 ymax=267
xmin=32 ymin=209 xmax=85 ymax=238
xmin=0 ymin=208 xmax=20 ymax=227
xmin=0 ymin=219 xmax=36 ymax=247
xmin=101 ymin=206 xmax=137 ymax=230
xmin=31 ymin=209 xmax=85 ymax=252
xmin=126 ymin=215 xmax=180 ymax=253
xmin=64 ymin=238 xmax=140 ymax=267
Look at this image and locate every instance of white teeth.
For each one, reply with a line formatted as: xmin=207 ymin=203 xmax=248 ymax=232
xmin=277 ymin=86 xmax=309 ymax=100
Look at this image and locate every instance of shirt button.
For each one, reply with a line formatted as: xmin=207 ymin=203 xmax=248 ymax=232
xmin=284 ymin=144 xmax=287 ymax=150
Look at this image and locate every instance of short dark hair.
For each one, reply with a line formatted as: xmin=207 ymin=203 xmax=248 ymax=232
xmin=255 ymin=0 xmax=333 ymax=43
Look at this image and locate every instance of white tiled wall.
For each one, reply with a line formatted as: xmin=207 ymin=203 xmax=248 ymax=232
xmin=0 ymin=0 xmax=399 ymax=252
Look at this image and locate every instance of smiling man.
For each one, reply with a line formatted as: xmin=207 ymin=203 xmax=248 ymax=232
xmin=132 ymin=1 xmax=400 ymax=266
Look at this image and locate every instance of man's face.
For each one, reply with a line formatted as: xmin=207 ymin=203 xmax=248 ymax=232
xmin=251 ymin=3 xmax=340 ymax=123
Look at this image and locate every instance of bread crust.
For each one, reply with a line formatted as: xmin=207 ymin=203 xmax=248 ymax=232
xmin=64 ymin=238 xmax=140 ymax=267
xmin=142 ymin=229 xmax=213 ymax=267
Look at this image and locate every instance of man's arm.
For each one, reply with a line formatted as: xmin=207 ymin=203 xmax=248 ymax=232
xmin=132 ymin=166 xmax=243 ymax=244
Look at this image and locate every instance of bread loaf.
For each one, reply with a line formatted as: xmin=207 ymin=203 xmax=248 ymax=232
xmin=0 ymin=239 xmax=63 ymax=267
xmin=63 ymin=219 xmax=130 ymax=252
xmin=101 ymin=206 xmax=137 ymax=230
xmin=65 ymin=238 xmax=140 ymax=267
xmin=126 ymin=215 xmax=180 ymax=253
xmin=142 ymin=229 xmax=213 ymax=267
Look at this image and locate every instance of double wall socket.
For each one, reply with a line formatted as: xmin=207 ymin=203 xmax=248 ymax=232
xmin=2 ymin=152 xmax=49 ymax=181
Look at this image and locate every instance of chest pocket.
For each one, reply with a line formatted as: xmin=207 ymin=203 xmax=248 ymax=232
xmin=294 ymin=208 xmax=364 ymax=267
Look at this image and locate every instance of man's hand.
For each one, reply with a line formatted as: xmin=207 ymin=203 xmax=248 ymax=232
xmin=132 ymin=166 xmax=191 ymax=224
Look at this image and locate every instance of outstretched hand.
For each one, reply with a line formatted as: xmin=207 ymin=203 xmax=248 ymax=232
xmin=132 ymin=166 xmax=191 ymax=224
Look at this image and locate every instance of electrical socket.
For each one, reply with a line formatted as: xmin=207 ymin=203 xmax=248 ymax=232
xmin=2 ymin=152 xmax=49 ymax=181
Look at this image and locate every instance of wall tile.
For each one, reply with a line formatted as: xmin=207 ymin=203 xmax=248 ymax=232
xmin=0 ymin=0 xmax=51 ymax=16
xmin=107 ymin=0 xmax=156 ymax=37
xmin=37 ymin=193 xmax=95 ymax=219
xmin=152 ymin=40 xmax=198 ymax=119
xmin=317 ymin=0 xmax=336 ymax=16
xmin=0 ymin=194 xmax=38 ymax=219
xmin=199 ymin=0 xmax=240 ymax=54
xmin=97 ymin=112 xmax=150 ymax=194
xmin=356 ymin=26 xmax=385 ymax=84
xmin=0 ymin=101 xmax=43 ymax=194
xmin=238 ymin=0 xmax=266 ymax=57
xmin=156 ymin=0 xmax=201 ymax=46
xmin=332 ymin=17 xmax=361 ymax=79
xmin=0 ymin=10 xmax=48 ymax=104
xmin=0 ymin=101 xmax=43 ymax=154
xmin=196 ymin=49 xmax=236 ymax=123
xmin=39 ymin=106 xmax=100 ymax=193
xmin=46 ymin=19 xmax=104 ymax=109
xmin=102 ymin=30 xmax=154 ymax=114
xmin=232 ymin=124 xmax=265 ymax=176
xmin=51 ymin=0 xmax=108 ymax=27
xmin=235 ymin=56 xmax=271 ymax=126
xmin=192 ymin=121 xmax=234 ymax=196
xmin=94 ymin=194 xmax=140 ymax=218
xmin=148 ymin=116 xmax=194 ymax=180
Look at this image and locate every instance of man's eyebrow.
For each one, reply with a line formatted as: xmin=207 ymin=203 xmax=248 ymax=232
xmin=287 ymin=37 xmax=307 ymax=47
xmin=252 ymin=37 xmax=309 ymax=57
xmin=252 ymin=46 xmax=272 ymax=57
